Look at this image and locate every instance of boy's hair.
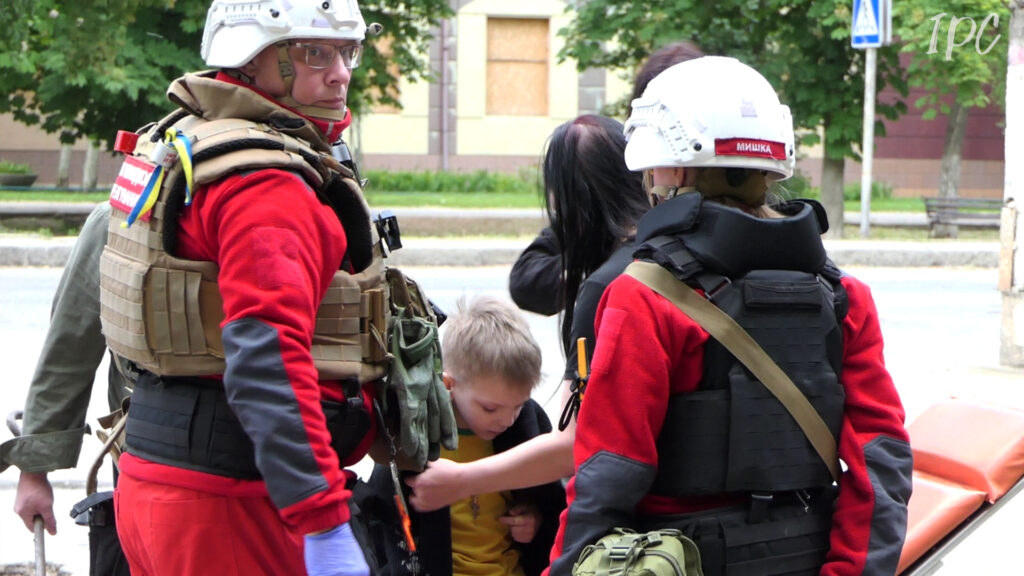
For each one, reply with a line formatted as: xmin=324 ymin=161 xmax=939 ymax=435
xmin=441 ymin=295 xmax=542 ymax=393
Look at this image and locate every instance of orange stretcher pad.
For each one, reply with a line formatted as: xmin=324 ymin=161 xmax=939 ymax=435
xmin=897 ymin=399 xmax=1024 ymax=574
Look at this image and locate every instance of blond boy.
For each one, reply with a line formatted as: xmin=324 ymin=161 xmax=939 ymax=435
xmin=363 ymin=296 xmax=565 ymax=576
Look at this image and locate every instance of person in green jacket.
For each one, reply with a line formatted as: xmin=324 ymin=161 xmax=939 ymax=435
xmin=1 ymin=202 xmax=132 ymax=548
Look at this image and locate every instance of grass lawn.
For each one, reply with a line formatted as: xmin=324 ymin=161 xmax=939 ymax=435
xmin=0 ymin=190 xmax=111 ymax=203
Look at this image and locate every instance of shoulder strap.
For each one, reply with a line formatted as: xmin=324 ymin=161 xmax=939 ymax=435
xmin=624 ymin=260 xmax=841 ymax=483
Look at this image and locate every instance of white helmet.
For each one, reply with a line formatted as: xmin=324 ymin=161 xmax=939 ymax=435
xmin=202 ymin=0 xmax=367 ymax=69
xmin=624 ymin=56 xmax=795 ymax=180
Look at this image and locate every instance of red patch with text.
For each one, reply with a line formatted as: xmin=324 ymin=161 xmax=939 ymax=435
xmin=714 ymin=138 xmax=787 ymax=160
xmin=109 ymin=156 xmax=157 ymax=221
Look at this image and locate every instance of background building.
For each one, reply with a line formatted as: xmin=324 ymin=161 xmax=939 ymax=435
xmin=0 ymin=0 xmax=1005 ymax=199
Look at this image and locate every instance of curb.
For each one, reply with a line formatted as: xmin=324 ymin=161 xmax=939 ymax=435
xmin=0 ymin=236 xmax=78 ymax=267
xmin=824 ymin=241 xmax=1000 ymax=268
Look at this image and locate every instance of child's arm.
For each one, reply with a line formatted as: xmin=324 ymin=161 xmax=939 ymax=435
xmin=499 ymin=504 xmax=542 ymax=544
xmin=406 ymin=379 xmax=575 ymax=512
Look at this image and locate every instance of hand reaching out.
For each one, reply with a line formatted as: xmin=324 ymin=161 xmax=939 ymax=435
xmin=405 ymin=458 xmax=468 ymax=512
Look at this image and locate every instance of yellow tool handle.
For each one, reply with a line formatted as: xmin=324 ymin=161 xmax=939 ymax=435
xmin=576 ymin=338 xmax=588 ymax=380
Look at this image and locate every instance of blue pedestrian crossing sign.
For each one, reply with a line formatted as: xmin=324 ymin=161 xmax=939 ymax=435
xmin=852 ymin=0 xmax=891 ymax=48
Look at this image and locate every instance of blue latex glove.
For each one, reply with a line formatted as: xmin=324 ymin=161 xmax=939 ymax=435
xmin=304 ymin=523 xmax=370 ymax=576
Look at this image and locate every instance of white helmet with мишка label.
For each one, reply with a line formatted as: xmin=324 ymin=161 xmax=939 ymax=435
xmin=623 ymin=56 xmax=795 ymax=181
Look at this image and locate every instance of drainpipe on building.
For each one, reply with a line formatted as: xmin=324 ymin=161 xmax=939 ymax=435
xmin=440 ymin=17 xmax=450 ymax=172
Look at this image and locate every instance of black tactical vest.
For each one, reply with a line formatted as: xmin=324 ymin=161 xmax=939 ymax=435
xmin=631 ymin=193 xmax=848 ymax=497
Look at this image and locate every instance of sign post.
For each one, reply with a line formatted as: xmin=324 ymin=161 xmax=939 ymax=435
xmin=851 ymin=0 xmax=892 ymax=238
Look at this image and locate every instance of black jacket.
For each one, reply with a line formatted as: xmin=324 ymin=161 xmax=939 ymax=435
xmin=355 ymin=399 xmax=565 ymax=576
xmin=508 ymin=226 xmax=563 ymax=316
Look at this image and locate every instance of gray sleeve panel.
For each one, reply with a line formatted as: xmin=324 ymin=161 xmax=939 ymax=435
xmin=222 ymin=317 xmax=328 ymax=510
xmin=863 ymin=434 xmax=913 ymax=576
xmin=21 ymin=203 xmax=112 ymax=448
xmin=550 ymin=450 xmax=657 ymax=576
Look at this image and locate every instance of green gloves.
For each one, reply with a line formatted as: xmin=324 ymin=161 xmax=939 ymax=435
xmin=378 ymin=269 xmax=458 ymax=471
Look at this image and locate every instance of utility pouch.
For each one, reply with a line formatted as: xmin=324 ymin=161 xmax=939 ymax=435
xmin=573 ymin=528 xmax=703 ymax=576
xmin=370 ymin=269 xmax=457 ymax=471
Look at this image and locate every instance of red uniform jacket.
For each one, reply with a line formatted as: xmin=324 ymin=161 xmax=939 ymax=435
xmin=546 ymin=272 xmax=911 ymax=576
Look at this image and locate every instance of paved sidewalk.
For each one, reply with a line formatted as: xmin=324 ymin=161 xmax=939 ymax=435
xmin=0 ymin=205 xmax=1001 ymax=268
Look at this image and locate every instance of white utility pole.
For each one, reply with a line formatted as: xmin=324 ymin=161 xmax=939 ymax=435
xmin=851 ymin=0 xmax=891 ymax=237
xmin=1000 ymin=1 xmax=1024 ymax=367
xmin=859 ymin=47 xmax=877 ymax=238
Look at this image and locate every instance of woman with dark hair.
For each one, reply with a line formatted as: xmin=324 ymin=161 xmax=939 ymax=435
xmin=509 ymin=41 xmax=704 ymax=317
xmin=543 ymin=115 xmax=647 ymax=361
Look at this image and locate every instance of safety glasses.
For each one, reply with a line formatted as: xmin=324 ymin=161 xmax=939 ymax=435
xmin=290 ymin=42 xmax=363 ymax=70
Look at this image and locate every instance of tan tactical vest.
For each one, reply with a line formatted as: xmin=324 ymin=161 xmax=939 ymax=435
xmin=99 ymin=79 xmax=390 ymax=382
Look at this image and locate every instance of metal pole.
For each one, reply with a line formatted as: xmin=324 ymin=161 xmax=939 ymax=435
xmin=34 ymin=516 xmax=46 ymax=576
xmin=859 ymin=46 xmax=877 ymax=238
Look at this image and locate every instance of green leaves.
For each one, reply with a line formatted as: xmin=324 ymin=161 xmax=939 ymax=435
xmin=0 ymin=0 xmax=451 ymax=147
xmin=895 ymin=0 xmax=1007 ymax=116
xmin=560 ymin=0 xmax=910 ymax=161
xmin=0 ymin=0 xmax=205 ymax=147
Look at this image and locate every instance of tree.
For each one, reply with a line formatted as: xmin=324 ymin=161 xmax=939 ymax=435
xmin=0 ymin=0 xmax=207 ymax=149
xmin=0 ymin=0 xmax=451 ymax=151
xmin=559 ymin=0 xmax=908 ymax=238
xmin=895 ymin=0 xmax=1009 ymax=238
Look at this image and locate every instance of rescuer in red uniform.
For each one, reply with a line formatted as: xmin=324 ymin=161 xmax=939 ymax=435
xmin=546 ymin=56 xmax=913 ymax=576
xmin=107 ymin=1 xmax=381 ymax=574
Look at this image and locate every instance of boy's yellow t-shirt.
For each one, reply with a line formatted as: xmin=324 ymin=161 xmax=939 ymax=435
xmin=442 ymin=429 xmax=525 ymax=576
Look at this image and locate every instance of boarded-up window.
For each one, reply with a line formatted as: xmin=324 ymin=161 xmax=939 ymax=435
xmin=487 ymin=18 xmax=548 ymax=116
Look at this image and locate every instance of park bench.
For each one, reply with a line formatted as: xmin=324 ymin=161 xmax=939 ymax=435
xmin=897 ymin=398 xmax=1024 ymax=575
xmin=923 ymin=197 xmax=1002 ymax=231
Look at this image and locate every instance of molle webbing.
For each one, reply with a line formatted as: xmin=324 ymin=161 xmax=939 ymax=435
xmin=649 ymin=269 xmax=845 ymax=496
xmin=100 ymin=114 xmax=388 ymax=381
